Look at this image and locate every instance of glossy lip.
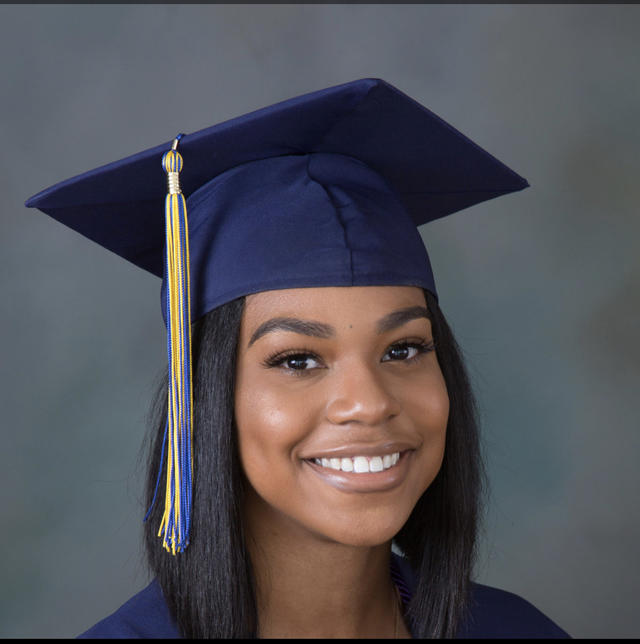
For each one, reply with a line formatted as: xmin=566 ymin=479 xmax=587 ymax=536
xmin=303 ymin=449 xmax=414 ymax=494
xmin=301 ymin=441 xmax=416 ymax=460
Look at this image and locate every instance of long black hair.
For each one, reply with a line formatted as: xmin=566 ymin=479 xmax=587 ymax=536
xmin=142 ymin=289 xmax=485 ymax=638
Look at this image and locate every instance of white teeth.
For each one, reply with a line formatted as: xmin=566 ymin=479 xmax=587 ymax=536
xmin=312 ymin=452 xmax=401 ymax=473
xmin=341 ymin=457 xmax=354 ymax=472
xmin=353 ymin=456 xmax=369 ymax=473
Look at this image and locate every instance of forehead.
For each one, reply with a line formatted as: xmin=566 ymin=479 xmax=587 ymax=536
xmin=243 ymin=285 xmax=428 ymax=324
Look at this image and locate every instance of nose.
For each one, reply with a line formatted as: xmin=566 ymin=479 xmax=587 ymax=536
xmin=325 ymin=359 xmax=400 ymax=427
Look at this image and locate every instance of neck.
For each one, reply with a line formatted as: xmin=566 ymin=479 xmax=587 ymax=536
xmin=244 ymin=501 xmax=409 ymax=637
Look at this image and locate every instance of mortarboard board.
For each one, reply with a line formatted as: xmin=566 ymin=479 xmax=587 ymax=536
xmin=25 ymin=77 xmax=529 ymax=554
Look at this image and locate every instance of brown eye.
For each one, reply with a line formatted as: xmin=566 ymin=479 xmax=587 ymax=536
xmin=263 ymin=350 xmax=323 ymax=372
xmin=381 ymin=341 xmax=435 ymax=363
xmin=284 ymin=355 xmax=317 ymax=370
xmin=384 ymin=345 xmax=417 ymax=361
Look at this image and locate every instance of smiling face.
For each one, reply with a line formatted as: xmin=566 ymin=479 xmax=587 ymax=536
xmin=234 ymin=285 xmax=449 ymax=548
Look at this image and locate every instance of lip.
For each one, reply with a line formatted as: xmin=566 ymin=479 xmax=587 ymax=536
xmin=303 ymin=449 xmax=414 ymax=493
xmin=301 ymin=441 xmax=416 ymax=460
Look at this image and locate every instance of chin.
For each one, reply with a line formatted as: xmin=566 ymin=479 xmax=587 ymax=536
xmin=309 ymin=508 xmax=413 ymax=548
xmin=331 ymin=531 xmax=400 ymax=548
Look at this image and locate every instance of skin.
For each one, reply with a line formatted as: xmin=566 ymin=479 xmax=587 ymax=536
xmin=234 ymin=285 xmax=449 ymax=638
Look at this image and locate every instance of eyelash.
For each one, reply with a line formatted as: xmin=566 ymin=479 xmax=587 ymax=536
xmin=262 ymin=340 xmax=436 ymax=375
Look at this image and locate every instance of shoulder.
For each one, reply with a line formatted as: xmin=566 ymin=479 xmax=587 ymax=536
xmin=390 ymin=553 xmax=570 ymax=639
xmin=458 ymin=582 xmax=571 ymax=639
xmin=77 ymin=580 xmax=180 ymax=639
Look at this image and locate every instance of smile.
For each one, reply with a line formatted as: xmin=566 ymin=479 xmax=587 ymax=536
xmin=304 ymin=450 xmax=413 ymax=493
xmin=311 ymin=453 xmax=400 ymax=473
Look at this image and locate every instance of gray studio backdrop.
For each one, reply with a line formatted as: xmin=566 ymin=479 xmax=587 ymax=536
xmin=2 ymin=4 xmax=639 ymax=638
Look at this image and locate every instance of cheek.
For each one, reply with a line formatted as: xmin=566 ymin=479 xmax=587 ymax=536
xmin=234 ymin=370 xmax=318 ymax=478
xmin=400 ymin=371 xmax=449 ymax=480
xmin=401 ymin=367 xmax=449 ymax=431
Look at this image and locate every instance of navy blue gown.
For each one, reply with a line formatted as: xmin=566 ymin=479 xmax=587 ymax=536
xmin=78 ymin=553 xmax=570 ymax=638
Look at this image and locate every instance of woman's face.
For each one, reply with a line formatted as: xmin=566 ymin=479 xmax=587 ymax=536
xmin=234 ymin=285 xmax=449 ymax=547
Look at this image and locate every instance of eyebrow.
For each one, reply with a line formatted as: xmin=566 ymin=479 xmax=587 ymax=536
xmin=247 ymin=305 xmax=431 ymax=348
xmin=375 ymin=305 xmax=431 ymax=334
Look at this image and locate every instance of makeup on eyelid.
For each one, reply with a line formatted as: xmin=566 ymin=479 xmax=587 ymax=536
xmin=262 ymin=340 xmax=436 ymax=372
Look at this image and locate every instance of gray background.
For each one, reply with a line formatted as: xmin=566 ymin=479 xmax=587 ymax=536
xmin=2 ymin=3 xmax=638 ymax=638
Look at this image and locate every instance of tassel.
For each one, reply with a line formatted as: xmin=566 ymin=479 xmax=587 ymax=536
xmin=153 ymin=133 xmax=193 ymax=554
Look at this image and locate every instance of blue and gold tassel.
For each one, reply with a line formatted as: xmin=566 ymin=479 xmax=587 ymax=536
xmin=145 ymin=134 xmax=194 ymax=554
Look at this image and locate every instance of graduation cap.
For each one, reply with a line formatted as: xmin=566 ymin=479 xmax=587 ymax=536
xmin=25 ymin=77 xmax=528 ymax=554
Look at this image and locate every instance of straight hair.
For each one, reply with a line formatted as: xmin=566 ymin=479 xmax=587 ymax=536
xmin=143 ymin=289 xmax=485 ymax=638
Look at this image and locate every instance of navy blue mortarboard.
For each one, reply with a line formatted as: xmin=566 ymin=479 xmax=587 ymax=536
xmin=25 ymin=77 xmax=528 ymax=553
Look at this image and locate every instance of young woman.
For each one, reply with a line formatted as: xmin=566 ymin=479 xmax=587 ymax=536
xmin=26 ymin=78 xmax=570 ymax=638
